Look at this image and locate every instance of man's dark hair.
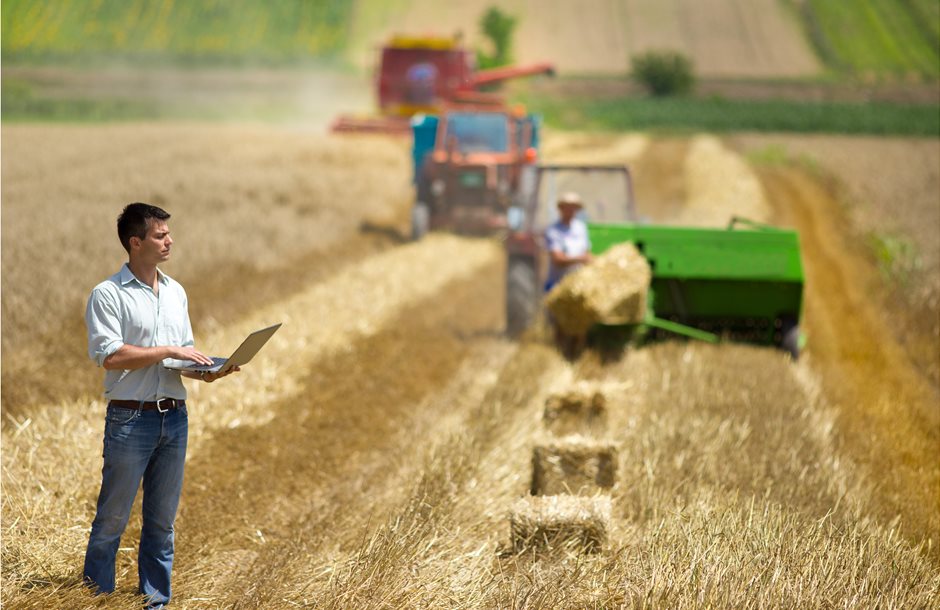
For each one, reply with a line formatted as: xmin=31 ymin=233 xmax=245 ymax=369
xmin=117 ymin=203 xmax=171 ymax=252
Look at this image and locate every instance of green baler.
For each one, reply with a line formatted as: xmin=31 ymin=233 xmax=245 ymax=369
xmin=504 ymin=165 xmax=806 ymax=357
xmin=587 ymin=218 xmax=805 ymax=355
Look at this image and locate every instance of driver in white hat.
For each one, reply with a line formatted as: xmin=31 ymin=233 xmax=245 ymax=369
xmin=544 ymin=191 xmax=593 ymax=291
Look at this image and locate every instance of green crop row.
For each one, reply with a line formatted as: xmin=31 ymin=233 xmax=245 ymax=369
xmin=1 ymin=0 xmax=352 ymax=63
xmin=522 ymin=95 xmax=940 ymax=136
xmin=798 ymin=0 xmax=940 ymax=78
xmin=902 ymin=0 xmax=940 ymax=49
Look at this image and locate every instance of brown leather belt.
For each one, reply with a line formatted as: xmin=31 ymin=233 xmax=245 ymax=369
xmin=108 ymin=398 xmax=185 ymax=412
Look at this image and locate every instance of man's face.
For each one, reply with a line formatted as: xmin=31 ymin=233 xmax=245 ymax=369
xmin=132 ymin=219 xmax=173 ymax=264
xmin=558 ymin=203 xmax=580 ymax=223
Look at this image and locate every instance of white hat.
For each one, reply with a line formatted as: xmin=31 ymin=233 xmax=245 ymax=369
xmin=558 ymin=191 xmax=583 ymax=206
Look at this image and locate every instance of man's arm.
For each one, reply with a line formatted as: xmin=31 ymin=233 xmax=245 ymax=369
xmin=102 ymin=344 xmax=213 ymax=371
xmin=545 ymin=224 xmax=593 ymax=268
xmin=549 ymin=249 xmax=592 ymax=267
xmin=104 ymin=343 xmax=239 ymax=382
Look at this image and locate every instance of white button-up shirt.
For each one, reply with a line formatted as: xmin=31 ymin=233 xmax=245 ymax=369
xmin=85 ymin=264 xmax=195 ymax=401
xmin=545 ymin=217 xmax=591 ymax=287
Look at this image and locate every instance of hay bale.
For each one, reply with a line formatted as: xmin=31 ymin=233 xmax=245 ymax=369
xmin=509 ymin=494 xmax=611 ymax=553
xmin=543 ymin=383 xmax=607 ymax=435
xmin=545 ymin=243 xmax=651 ymax=336
xmin=531 ymin=435 xmax=618 ymax=495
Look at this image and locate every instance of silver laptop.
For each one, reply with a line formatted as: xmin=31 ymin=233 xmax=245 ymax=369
xmin=163 ymin=323 xmax=282 ymax=374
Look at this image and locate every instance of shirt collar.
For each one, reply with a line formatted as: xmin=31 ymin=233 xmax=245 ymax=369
xmin=119 ymin=263 xmax=169 ymax=287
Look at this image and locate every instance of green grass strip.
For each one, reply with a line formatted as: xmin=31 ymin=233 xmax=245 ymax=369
xmin=522 ymin=95 xmax=939 ymax=136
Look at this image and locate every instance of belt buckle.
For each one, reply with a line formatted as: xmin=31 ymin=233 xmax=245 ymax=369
xmin=156 ymin=397 xmax=173 ymax=413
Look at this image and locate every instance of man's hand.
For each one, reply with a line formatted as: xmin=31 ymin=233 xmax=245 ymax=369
xmin=201 ymin=366 xmax=240 ymax=383
xmin=169 ymin=346 xmax=214 ymax=366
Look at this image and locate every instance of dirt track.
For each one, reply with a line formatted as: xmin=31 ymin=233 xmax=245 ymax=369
xmin=761 ymin=166 xmax=939 ymax=546
xmin=2 ymin=128 xmax=938 ymax=608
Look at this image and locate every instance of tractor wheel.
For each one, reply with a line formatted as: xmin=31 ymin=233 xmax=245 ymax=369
xmin=781 ymin=319 xmax=801 ymax=360
xmin=411 ymin=202 xmax=430 ymax=241
xmin=506 ymin=259 xmax=538 ymax=337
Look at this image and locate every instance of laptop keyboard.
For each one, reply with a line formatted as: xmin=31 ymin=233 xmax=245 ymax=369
xmin=185 ymin=357 xmax=227 ymax=372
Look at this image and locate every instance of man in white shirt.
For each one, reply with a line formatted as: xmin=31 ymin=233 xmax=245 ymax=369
xmin=544 ymin=191 xmax=593 ymax=291
xmin=83 ymin=203 xmax=236 ymax=609
xmin=543 ymin=191 xmax=594 ymax=356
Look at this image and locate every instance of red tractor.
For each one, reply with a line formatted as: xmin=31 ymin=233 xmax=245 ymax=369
xmin=410 ymin=107 xmax=541 ymax=238
xmin=332 ymin=34 xmax=554 ymax=134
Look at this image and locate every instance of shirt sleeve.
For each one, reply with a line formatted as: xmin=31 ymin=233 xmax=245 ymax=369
xmin=180 ymin=287 xmax=195 ymax=349
xmin=545 ymin=224 xmax=564 ymax=253
xmin=581 ymin=221 xmax=592 ymax=252
xmin=85 ymin=286 xmax=124 ymax=367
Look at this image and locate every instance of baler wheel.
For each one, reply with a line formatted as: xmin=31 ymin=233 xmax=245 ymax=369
xmin=506 ymin=259 xmax=538 ymax=337
xmin=781 ymin=320 xmax=801 ymax=360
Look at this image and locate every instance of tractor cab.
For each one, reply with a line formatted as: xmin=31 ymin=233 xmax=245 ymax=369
xmin=524 ymin=165 xmax=637 ymax=230
xmin=411 ymin=108 xmax=541 ymax=238
xmin=504 ymin=165 xmax=638 ymax=335
xmin=437 ymin=111 xmax=511 ymax=155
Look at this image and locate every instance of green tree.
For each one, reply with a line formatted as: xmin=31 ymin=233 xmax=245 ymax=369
xmin=477 ymin=6 xmax=517 ymax=69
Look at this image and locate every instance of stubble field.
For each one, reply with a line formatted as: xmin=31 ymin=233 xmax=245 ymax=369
xmin=2 ymin=124 xmax=938 ymax=608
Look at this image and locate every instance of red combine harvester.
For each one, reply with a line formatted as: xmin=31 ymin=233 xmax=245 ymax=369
xmin=331 ymin=34 xmax=555 ymax=134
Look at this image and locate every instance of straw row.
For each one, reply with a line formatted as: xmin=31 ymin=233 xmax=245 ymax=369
xmin=508 ymin=382 xmax=617 ymax=553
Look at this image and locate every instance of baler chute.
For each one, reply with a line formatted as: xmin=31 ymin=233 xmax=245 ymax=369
xmin=586 ymin=219 xmax=804 ymax=356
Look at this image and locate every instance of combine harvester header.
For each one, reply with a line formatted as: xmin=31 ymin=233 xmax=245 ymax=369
xmin=332 ymin=34 xmax=554 ymax=135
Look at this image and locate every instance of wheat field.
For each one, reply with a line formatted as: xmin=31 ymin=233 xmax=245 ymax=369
xmin=2 ymin=124 xmax=938 ymax=608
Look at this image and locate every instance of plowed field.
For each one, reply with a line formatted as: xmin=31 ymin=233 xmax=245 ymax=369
xmin=2 ymin=125 xmax=938 ymax=608
xmin=348 ymin=0 xmax=820 ymax=77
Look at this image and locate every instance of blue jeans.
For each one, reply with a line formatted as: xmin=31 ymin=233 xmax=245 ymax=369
xmin=84 ymin=404 xmax=188 ymax=607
